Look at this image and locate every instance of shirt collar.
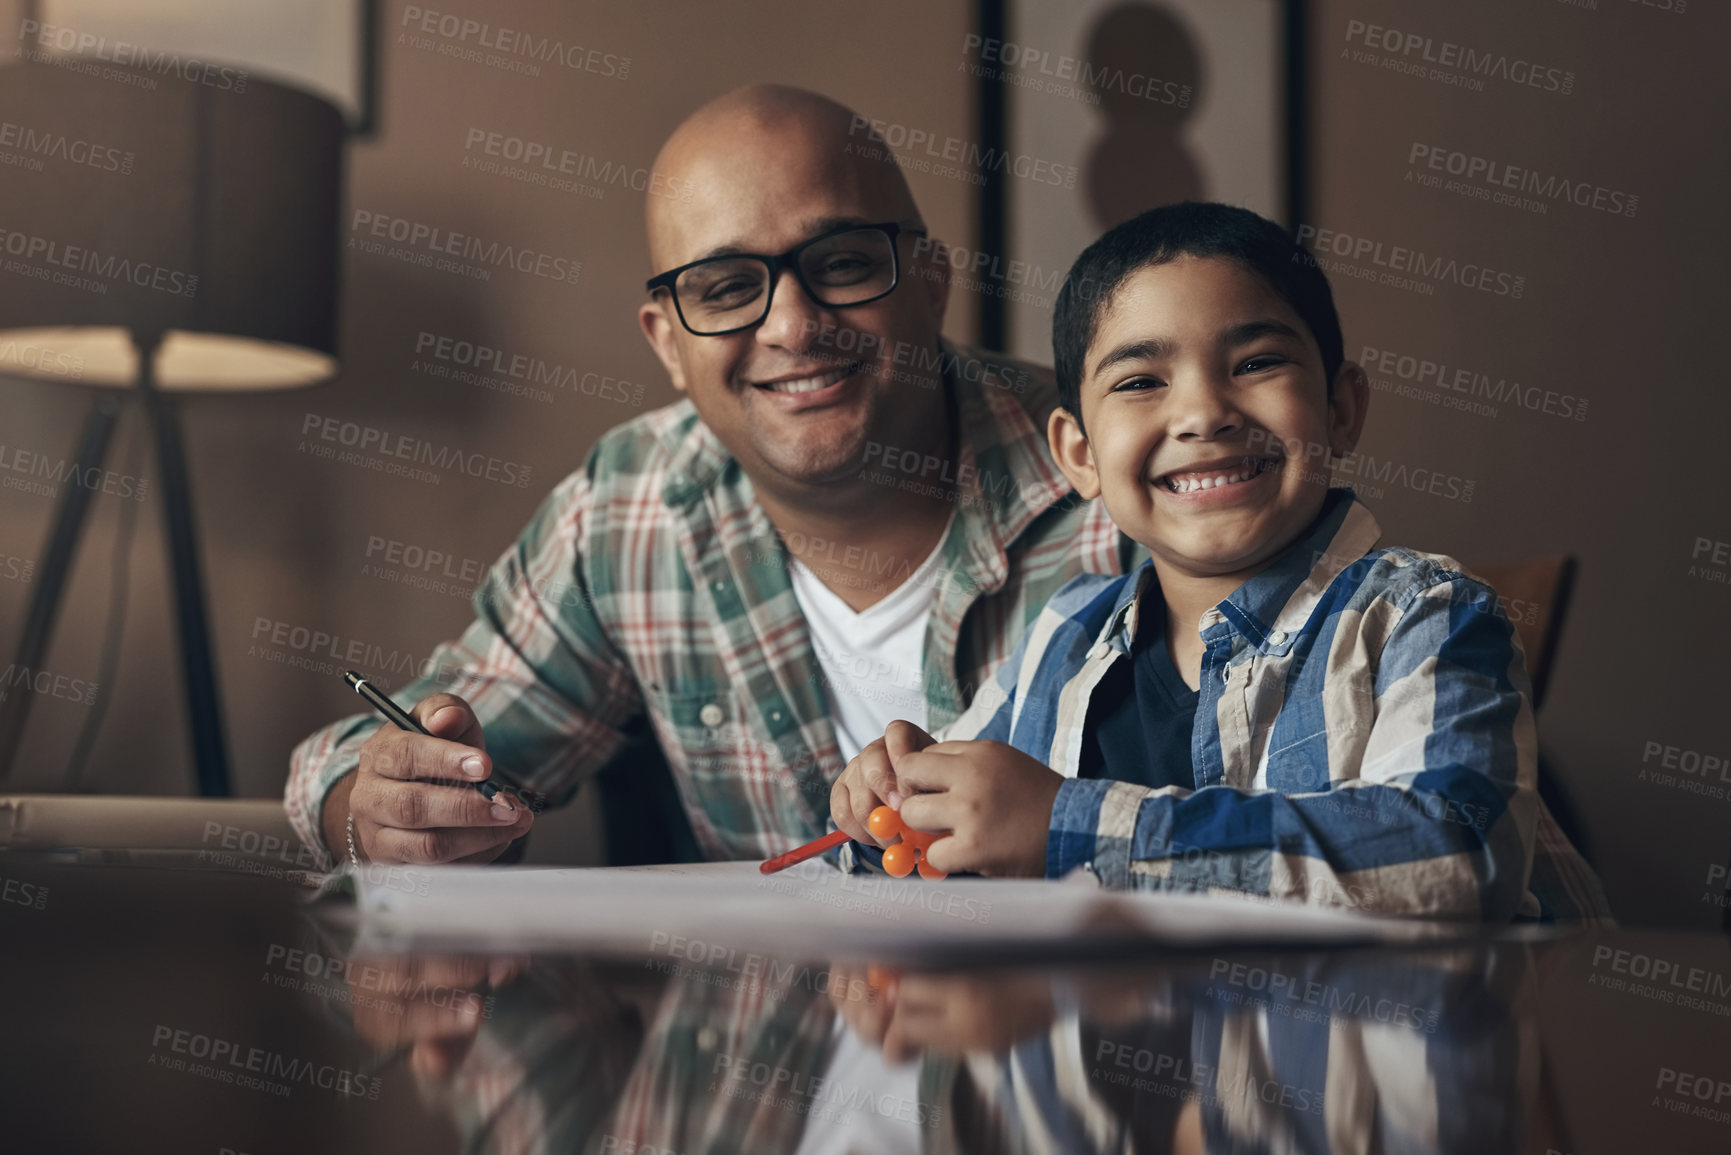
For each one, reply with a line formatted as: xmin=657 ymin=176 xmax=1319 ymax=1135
xmin=1098 ymin=488 xmax=1382 ymax=655
xmin=944 ymin=341 xmax=1073 ymax=594
xmin=659 ymin=401 xmax=732 ymax=508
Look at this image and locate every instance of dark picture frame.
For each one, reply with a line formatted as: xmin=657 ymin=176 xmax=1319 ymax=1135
xmin=972 ymin=0 xmax=1306 ymax=356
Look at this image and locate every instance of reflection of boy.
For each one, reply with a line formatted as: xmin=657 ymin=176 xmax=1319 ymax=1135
xmin=833 ymin=203 xmax=1609 ymax=921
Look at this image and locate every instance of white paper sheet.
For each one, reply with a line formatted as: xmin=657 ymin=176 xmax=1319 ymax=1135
xmin=342 ymin=858 xmax=1488 ymax=959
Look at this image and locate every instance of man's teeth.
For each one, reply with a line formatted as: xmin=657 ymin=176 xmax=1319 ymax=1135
xmin=1165 ymin=460 xmax=1269 ymax=493
xmin=761 ymin=368 xmax=849 ymax=394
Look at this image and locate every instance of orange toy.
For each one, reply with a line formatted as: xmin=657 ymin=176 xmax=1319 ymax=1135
xmin=867 ymin=805 xmax=948 ymax=879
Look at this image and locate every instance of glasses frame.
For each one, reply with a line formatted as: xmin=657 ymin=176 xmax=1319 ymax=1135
xmin=644 ymin=220 xmax=925 ymax=337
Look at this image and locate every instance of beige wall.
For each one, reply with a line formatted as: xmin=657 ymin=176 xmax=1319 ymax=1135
xmin=1301 ymin=0 xmax=1730 ymax=926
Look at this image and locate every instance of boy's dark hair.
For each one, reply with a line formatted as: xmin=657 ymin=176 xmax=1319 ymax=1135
xmin=1052 ymin=202 xmax=1343 ymax=428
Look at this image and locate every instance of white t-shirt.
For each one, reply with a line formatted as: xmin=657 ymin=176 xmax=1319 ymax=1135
xmin=790 ymin=1019 xmax=925 ymax=1155
xmin=787 ymin=516 xmax=952 ymax=762
xmin=787 ymin=527 xmax=947 ymax=1155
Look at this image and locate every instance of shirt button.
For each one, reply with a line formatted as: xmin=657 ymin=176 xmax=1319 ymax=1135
xmin=699 ymin=703 xmax=725 ymax=727
xmin=1088 ymin=642 xmax=1110 ymax=660
xmin=1268 ymin=630 xmax=1287 ymax=645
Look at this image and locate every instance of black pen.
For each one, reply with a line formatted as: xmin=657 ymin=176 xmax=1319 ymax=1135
xmin=343 ymin=669 xmax=515 ymax=811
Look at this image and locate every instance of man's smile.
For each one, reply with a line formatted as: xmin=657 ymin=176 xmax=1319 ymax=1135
xmin=745 ymin=360 xmax=865 ymax=407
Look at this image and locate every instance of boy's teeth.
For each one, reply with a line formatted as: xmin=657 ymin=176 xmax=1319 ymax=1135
xmin=1165 ymin=460 xmax=1267 ymax=493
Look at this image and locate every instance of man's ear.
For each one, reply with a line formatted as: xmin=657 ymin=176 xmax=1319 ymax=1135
xmin=1047 ymin=405 xmax=1100 ymax=500
xmin=638 ymin=298 xmax=689 ymax=393
xmin=914 ymin=235 xmax=952 ymax=332
xmin=1326 ymin=360 xmax=1370 ymax=459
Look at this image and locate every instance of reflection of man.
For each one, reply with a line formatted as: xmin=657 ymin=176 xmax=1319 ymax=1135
xmin=285 ymin=84 xmax=1134 ymax=867
xmin=360 ymin=945 xmax=1550 ymax=1155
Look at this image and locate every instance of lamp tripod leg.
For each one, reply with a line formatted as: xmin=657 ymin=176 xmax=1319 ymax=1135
xmin=0 ymin=394 xmax=123 ymax=784
xmin=139 ymin=357 xmax=232 ymax=798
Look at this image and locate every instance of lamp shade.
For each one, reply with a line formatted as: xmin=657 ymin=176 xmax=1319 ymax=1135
xmin=0 ymin=59 xmax=343 ymax=390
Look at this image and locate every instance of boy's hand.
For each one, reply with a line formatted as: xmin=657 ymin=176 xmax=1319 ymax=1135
xmin=829 ymin=720 xmax=936 ymax=846
xmin=892 ymin=740 xmax=1063 ymax=877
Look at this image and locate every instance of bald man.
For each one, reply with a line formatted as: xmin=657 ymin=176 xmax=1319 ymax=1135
xmin=285 ymin=86 xmax=1135 ymax=868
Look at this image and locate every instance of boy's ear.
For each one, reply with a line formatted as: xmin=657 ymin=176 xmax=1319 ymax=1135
xmin=1047 ymin=406 xmax=1101 ymax=500
xmin=1326 ymin=360 xmax=1370 ymax=459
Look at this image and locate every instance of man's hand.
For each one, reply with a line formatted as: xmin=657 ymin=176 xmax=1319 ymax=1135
xmin=892 ymin=740 xmax=1063 ymax=877
xmin=329 ymin=694 xmax=534 ymax=865
xmin=829 ymin=719 xmax=935 ymax=846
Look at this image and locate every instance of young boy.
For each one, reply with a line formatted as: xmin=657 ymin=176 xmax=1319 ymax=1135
xmin=830 ymin=202 xmax=1610 ymax=921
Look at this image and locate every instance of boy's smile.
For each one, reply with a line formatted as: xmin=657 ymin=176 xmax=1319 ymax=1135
xmin=1050 ymin=255 xmax=1368 ymax=588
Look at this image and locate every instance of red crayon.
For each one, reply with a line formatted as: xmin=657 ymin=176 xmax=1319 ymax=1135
xmin=759 ymin=829 xmax=849 ymax=874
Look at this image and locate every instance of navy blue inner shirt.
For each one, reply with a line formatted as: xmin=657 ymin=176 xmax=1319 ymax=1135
xmin=1077 ymin=593 xmax=1200 ymax=790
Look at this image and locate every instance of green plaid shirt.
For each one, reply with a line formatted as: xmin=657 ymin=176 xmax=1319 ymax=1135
xmin=287 ymin=341 xmax=1136 ymax=866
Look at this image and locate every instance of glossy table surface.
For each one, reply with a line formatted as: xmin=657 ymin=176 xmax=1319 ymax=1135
xmin=3 ymin=853 xmax=1729 ymax=1155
